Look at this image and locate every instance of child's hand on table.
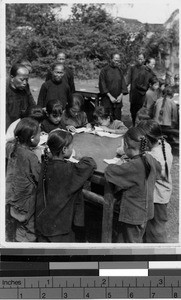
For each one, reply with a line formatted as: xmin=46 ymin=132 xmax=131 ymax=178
xmin=67 ymin=125 xmax=76 ymax=133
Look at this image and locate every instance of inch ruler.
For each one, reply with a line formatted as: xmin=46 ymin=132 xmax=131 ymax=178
xmin=0 ymin=276 xmax=181 ymax=299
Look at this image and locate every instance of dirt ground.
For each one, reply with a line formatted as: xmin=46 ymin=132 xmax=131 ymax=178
xmin=29 ymin=77 xmax=180 ymax=243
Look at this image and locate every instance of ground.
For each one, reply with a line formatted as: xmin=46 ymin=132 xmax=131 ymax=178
xmin=29 ymin=77 xmax=179 ymax=243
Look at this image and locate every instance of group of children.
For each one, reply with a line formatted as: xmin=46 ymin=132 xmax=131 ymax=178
xmin=6 ymin=111 xmax=173 ymax=244
xmin=135 ymin=76 xmax=179 ymax=136
xmin=6 ymin=70 xmax=175 ymax=243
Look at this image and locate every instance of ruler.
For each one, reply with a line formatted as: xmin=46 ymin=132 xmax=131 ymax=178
xmin=0 ymin=276 xmax=181 ymax=299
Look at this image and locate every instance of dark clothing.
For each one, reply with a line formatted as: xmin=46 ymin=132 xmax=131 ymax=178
xmin=144 ymin=203 xmax=168 ymax=243
xmin=61 ymin=111 xmax=88 ymax=129
xmin=105 ymin=154 xmax=161 ymax=243
xmin=6 ymin=142 xmax=41 ymax=242
xmin=105 ymin=154 xmax=161 ymax=225
xmin=35 ymin=157 xmax=97 ymax=239
xmin=6 ymin=142 xmax=41 ymax=215
xmin=37 ymin=78 xmax=72 ymax=109
xmin=126 ymin=64 xmax=145 ymax=94
xmin=6 ymin=84 xmax=36 ymax=130
xmin=99 ymin=64 xmax=128 ymax=120
xmin=115 ymin=220 xmax=147 ymax=243
xmin=130 ymin=66 xmax=156 ymax=125
xmin=46 ymin=67 xmax=75 ymax=93
xmin=41 ymin=117 xmax=66 ymax=133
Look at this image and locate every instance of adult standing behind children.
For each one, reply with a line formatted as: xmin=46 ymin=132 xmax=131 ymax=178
xmin=131 ymin=58 xmax=157 ymax=126
xmin=99 ymin=53 xmax=128 ymax=121
xmin=126 ymin=53 xmax=145 ymax=125
xmin=37 ymin=63 xmax=72 ymax=110
xmin=46 ymin=52 xmax=75 ymax=93
xmin=6 ymin=63 xmax=36 ymax=130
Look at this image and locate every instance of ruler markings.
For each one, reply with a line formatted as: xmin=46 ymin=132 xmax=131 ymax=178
xmin=0 ymin=276 xmax=180 ymax=299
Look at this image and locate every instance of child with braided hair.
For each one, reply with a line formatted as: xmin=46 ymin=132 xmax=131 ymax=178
xmin=35 ymin=129 xmax=97 ymax=242
xmin=137 ymin=120 xmax=173 ymax=242
xmin=6 ymin=118 xmax=41 ymax=242
xmin=105 ymin=126 xmax=161 ymax=243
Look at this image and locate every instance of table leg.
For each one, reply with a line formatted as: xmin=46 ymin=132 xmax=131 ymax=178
xmin=101 ymin=181 xmax=115 ymax=243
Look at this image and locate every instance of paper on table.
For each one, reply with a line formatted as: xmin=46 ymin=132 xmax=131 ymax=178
xmin=38 ymin=132 xmax=48 ymax=145
xmin=66 ymin=148 xmax=79 ymax=163
xmin=95 ymin=131 xmax=123 ymax=138
xmin=104 ymin=157 xmax=121 ymax=164
xmin=68 ymin=156 xmax=79 ymax=163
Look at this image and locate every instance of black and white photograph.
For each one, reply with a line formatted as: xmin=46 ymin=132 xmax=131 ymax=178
xmin=2 ymin=0 xmax=180 ymax=247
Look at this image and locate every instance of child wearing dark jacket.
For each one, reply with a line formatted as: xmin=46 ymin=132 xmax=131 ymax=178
xmin=35 ymin=129 xmax=97 ymax=242
xmin=105 ymin=126 xmax=161 ymax=243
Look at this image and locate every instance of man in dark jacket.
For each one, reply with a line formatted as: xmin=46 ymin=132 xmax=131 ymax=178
xmin=128 ymin=57 xmax=157 ymax=126
xmin=126 ymin=53 xmax=145 ymax=125
xmin=6 ymin=63 xmax=36 ymax=130
xmin=99 ymin=53 xmax=128 ymax=120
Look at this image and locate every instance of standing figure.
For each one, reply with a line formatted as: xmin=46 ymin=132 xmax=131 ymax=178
xmin=46 ymin=52 xmax=75 ymax=93
xmin=37 ymin=63 xmax=72 ymax=110
xmin=6 ymin=118 xmax=41 ymax=242
xmin=126 ymin=53 xmax=145 ymax=125
xmin=153 ymin=86 xmax=178 ymax=130
xmin=99 ymin=53 xmax=128 ymax=121
xmin=131 ymin=58 xmax=157 ymax=126
xmin=35 ymin=129 xmax=97 ymax=242
xmin=137 ymin=120 xmax=173 ymax=243
xmin=105 ymin=127 xmax=161 ymax=243
xmin=6 ymin=63 xmax=36 ymax=130
xmin=135 ymin=77 xmax=159 ymax=124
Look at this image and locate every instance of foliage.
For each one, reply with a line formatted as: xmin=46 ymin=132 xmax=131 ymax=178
xmin=6 ymin=3 xmax=179 ymax=79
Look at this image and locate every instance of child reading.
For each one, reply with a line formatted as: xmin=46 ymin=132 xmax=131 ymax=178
xmin=41 ymin=99 xmax=66 ymax=133
xmin=6 ymin=118 xmax=41 ymax=242
xmin=105 ymin=126 xmax=161 ymax=243
xmin=61 ymin=93 xmax=90 ymax=133
xmin=92 ymin=106 xmax=128 ymax=134
xmin=35 ymin=129 xmax=97 ymax=242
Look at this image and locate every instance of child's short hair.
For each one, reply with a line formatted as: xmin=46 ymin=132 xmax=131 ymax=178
xmin=14 ymin=117 xmax=39 ymax=147
xmin=149 ymin=77 xmax=159 ymax=86
xmin=93 ymin=106 xmax=113 ymax=124
xmin=46 ymin=100 xmax=63 ymax=117
xmin=27 ymin=105 xmax=45 ymax=123
xmin=47 ymin=129 xmax=73 ymax=156
xmin=65 ymin=93 xmax=84 ymax=117
xmin=162 ymin=86 xmax=174 ymax=98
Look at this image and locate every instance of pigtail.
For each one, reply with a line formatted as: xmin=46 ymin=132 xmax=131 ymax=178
xmin=161 ymin=137 xmax=169 ymax=179
xmin=42 ymin=145 xmax=49 ymax=207
xmin=158 ymin=93 xmax=167 ymax=122
xmin=10 ymin=137 xmax=19 ymax=158
xmin=140 ymin=136 xmax=151 ymax=179
xmin=43 ymin=145 xmax=49 ymax=180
